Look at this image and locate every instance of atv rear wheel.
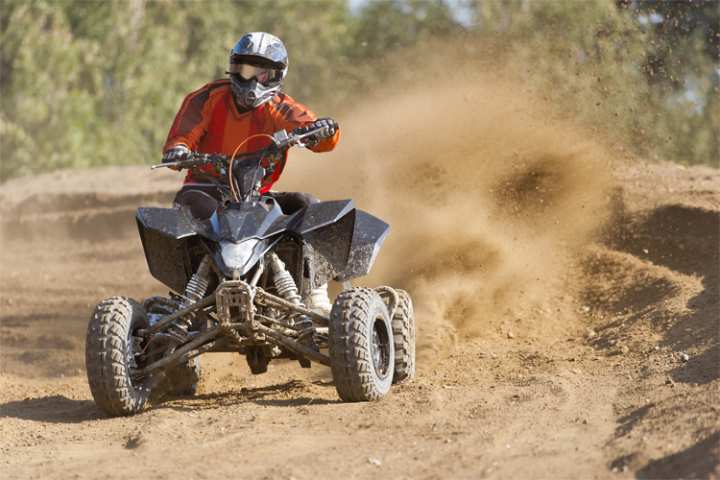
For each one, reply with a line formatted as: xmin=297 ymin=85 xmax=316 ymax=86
xmin=329 ymin=288 xmax=394 ymax=402
xmin=85 ymin=297 xmax=152 ymax=416
xmin=391 ymin=289 xmax=416 ymax=384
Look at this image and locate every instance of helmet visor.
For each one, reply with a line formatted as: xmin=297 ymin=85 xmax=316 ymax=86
xmin=228 ymin=63 xmax=282 ymax=86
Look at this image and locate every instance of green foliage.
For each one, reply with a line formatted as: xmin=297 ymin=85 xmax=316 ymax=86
xmin=468 ymin=0 xmax=718 ymax=166
xmin=0 ymin=0 xmax=716 ymax=182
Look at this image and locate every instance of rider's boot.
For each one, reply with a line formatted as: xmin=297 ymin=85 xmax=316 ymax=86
xmin=306 ymin=283 xmax=332 ymax=316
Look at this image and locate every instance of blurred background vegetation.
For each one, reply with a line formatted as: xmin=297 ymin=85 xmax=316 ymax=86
xmin=0 ymin=0 xmax=717 ymax=181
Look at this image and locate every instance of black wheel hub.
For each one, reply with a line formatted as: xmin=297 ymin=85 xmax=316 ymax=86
xmin=371 ymin=318 xmax=391 ymax=379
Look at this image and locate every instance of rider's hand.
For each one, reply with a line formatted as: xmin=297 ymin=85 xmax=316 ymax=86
xmin=312 ymin=118 xmax=339 ymax=139
xmin=295 ymin=118 xmax=339 ymax=147
xmin=162 ymin=145 xmax=190 ymax=170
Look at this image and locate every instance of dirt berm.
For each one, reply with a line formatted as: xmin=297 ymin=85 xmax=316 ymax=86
xmin=0 ymin=78 xmax=718 ymax=479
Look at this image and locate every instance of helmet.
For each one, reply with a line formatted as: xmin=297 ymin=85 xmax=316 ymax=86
xmin=228 ymin=32 xmax=288 ymax=110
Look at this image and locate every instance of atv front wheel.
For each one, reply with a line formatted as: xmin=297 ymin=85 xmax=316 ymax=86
xmin=391 ymin=289 xmax=416 ymax=384
xmin=85 ymin=297 xmax=152 ymax=416
xmin=329 ymin=288 xmax=394 ymax=401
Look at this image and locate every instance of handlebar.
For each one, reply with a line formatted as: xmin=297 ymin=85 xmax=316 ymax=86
xmin=151 ymin=125 xmax=330 ymax=171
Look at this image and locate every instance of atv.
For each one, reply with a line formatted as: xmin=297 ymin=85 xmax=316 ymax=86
xmin=84 ymin=126 xmax=416 ymax=416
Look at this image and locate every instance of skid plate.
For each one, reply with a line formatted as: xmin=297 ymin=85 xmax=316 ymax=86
xmin=215 ymin=280 xmax=255 ymax=325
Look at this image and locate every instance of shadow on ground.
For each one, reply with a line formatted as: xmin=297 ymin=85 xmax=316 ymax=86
xmin=637 ymin=432 xmax=720 ymax=479
xmin=161 ymin=380 xmax=339 ymax=412
xmin=0 ymin=380 xmax=338 ymax=423
xmin=0 ymin=395 xmax=100 ymax=423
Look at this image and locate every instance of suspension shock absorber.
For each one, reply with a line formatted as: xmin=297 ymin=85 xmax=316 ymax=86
xmin=268 ymin=253 xmax=302 ymax=305
xmin=268 ymin=253 xmax=311 ymax=329
xmin=268 ymin=253 xmax=316 ymax=362
xmin=176 ymin=255 xmax=211 ymax=331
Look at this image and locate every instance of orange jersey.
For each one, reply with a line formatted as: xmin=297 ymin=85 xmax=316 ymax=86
xmin=163 ymin=79 xmax=340 ymax=192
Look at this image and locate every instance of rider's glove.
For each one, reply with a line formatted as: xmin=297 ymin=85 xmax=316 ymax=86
xmin=312 ymin=118 xmax=339 ymax=138
xmin=295 ymin=118 xmax=339 ymax=147
xmin=162 ymin=145 xmax=190 ymax=164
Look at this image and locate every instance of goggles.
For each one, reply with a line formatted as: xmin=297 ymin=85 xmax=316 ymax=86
xmin=228 ymin=63 xmax=281 ymax=86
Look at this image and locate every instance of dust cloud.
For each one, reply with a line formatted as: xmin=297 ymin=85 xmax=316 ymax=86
xmin=0 ymin=63 xmax=616 ymax=361
xmin=282 ymin=69 xmax=614 ymax=357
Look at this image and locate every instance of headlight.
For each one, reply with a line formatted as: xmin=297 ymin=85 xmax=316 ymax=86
xmin=220 ymin=239 xmax=262 ymax=273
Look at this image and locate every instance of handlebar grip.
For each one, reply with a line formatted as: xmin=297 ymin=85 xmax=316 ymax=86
xmin=289 ymin=126 xmax=331 ymax=146
xmin=183 ymin=154 xmax=228 ymax=166
xmin=152 ymin=154 xmax=227 ymax=170
xmin=173 ymin=158 xmax=203 ymax=168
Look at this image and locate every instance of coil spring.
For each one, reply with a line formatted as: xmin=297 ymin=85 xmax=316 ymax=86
xmin=184 ymin=273 xmax=209 ymax=305
xmin=273 ymin=269 xmax=302 ymax=305
xmin=175 ymin=257 xmax=211 ymax=331
xmin=182 ymin=256 xmax=211 ymax=308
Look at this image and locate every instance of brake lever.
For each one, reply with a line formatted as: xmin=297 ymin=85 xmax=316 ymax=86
xmin=151 ymin=162 xmax=180 ymax=170
xmin=151 ymin=159 xmax=199 ymax=170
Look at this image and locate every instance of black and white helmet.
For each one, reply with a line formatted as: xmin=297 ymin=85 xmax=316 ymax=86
xmin=228 ymin=32 xmax=288 ymax=110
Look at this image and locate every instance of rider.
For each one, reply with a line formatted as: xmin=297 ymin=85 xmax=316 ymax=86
xmin=162 ymin=32 xmax=339 ymax=313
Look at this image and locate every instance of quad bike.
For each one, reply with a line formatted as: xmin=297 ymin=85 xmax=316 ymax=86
xmin=84 ymin=126 xmax=416 ymax=416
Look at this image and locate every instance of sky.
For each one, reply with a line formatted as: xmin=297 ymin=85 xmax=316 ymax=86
xmin=348 ymin=0 xmax=475 ymax=26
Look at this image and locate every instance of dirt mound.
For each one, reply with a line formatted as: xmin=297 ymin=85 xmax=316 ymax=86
xmin=574 ymin=196 xmax=719 ymax=479
xmin=583 ymin=202 xmax=719 ymax=387
xmin=0 ymin=167 xmax=177 ymax=242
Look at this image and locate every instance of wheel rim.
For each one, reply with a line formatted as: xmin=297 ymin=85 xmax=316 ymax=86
xmin=371 ymin=317 xmax=391 ymax=379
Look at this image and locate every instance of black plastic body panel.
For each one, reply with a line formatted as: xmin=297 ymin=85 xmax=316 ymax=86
xmin=336 ymin=210 xmax=390 ymax=281
xmin=136 ymin=208 xmax=197 ymax=293
xmin=137 ymin=207 xmax=197 ymax=239
xmin=302 ymin=210 xmax=356 ymax=286
xmin=291 ymin=200 xmax=355 ymax=234
xmin=216 ymin=199 xmax=285 ymax=241
xmin=136 ymin=198 xmax=390 ymax=291
xmin=296 ymin=204 xmax=390 ymax=284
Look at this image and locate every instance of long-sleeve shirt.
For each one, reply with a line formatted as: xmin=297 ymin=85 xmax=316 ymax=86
xmin=163 ymin=79 xmax=340 ymax=193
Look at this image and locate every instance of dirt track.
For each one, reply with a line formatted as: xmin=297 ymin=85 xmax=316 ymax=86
xmin=1 ymin=70 xmax=719 ymax=479
xmin=0 ymin=158 xmax=717 ymax=480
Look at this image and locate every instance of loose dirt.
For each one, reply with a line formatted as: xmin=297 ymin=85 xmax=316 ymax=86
xmin=1 ymin=76 xmax=718 ymax=478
